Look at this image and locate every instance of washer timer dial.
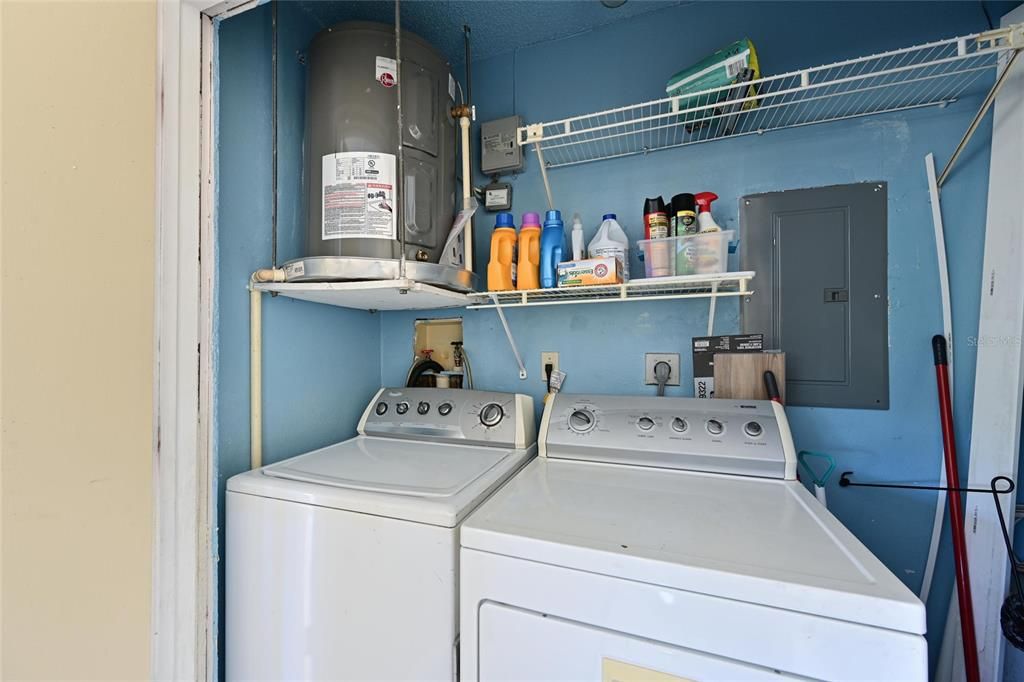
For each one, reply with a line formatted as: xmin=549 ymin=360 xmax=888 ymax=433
xmin=479 ymin=403 xmax=504 ymax=428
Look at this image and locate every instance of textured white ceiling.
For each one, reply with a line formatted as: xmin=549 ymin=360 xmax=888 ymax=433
xmin=293 ymin=1 xmax=688 ymax=63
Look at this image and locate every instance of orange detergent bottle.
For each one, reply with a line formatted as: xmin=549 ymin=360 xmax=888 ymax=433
xmin=487 ymin=212 xmax=518 ymax=291
xmin=517 ymin=211 xmax=542 ymax=290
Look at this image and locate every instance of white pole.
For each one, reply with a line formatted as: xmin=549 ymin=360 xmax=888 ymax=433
xmin=460 ymin=114 xmax=473 ymax=271
xmin=249 ymin=285 xmax=262 ymax=469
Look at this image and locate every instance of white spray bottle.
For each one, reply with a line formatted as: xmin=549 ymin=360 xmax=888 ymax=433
xmin=571 ymin=213 xmax=585 ymax=261
xmin=695 ymin=192 xmax=723 ymax=232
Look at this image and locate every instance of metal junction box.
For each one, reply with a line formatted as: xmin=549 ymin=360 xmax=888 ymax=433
xmin=481 ymin=116 xmax=523 ymax=175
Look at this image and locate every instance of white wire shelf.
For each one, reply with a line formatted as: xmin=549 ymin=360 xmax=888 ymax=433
xmin=254 ymin=279 xmax=471 ymax=311
xmin=519 ymin=25 xmax=1023 ymax=168
xmin=466 ymin=272 xmax=753 ymax=309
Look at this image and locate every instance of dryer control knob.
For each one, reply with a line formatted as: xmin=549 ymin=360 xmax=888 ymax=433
xmin=568 ymin=409 xmax=596 ymax=433
xmin=438 ymin=402 xmax=453 ymax=416
xmin=374 ymin=401 xmax=388 ymax=416
xmin=479 ymin=403 xmax=504 ymax=428
xmin=671 ymin=417 xmax=688 ymax=433
xmin=744 ymin=421 xmax=763 ymax=438
xmin=417 ymin=401 xmax=430 ymax=415
xmin=637 ymin=416 xmax=656 ymax=431
xmin=395 ymin=401 xmax=409 ymax=415
xmin=706 ymin=419 xmax=724 ymax=436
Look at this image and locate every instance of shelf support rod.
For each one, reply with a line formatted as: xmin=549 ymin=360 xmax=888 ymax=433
xmin=394 ymin=0 xmax=407 ymax=279
xmin=249 ymin=282 xmax=263 ymax=470
xmin=490 ymin=294 xmax=528 ymax=380
xmin=938 ymin=48 xmax=1021 ymax=188
xmin=707 ymin=281 xmax=719 ymax=336
xmin=534 ymin=142 xmax=555 ymax=210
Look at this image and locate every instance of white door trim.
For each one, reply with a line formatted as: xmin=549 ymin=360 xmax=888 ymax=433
xmin=152 ymin=1 xmax=257 ymax=680
xmin=939 ymin=5 xmax=1024 ymax=682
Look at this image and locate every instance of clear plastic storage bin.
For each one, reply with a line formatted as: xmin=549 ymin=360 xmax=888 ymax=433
xmin=638 ymin=230 xmax=734 ymax=277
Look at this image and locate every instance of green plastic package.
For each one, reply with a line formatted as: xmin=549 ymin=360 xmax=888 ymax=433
xmin=665 ymin=38 xmax=760 ymax=113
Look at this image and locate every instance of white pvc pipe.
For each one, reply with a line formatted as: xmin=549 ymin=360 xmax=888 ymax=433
xmin=249 ymin=284 xmax=262 ymax=470
xmin=460 ymin=115 xmax=473 ymax=271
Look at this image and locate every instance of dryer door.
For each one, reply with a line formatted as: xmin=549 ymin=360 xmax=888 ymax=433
xmin=478 ymin=602 xmax=799 ymax=681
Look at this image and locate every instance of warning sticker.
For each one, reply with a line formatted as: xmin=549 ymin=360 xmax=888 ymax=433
xmin=375 ymin=56 xmax=397 ymax=88
xmin=321 ymin=152 xmax=396 ymax=241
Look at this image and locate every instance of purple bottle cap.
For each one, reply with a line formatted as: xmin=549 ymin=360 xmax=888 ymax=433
xmin=522 ymin=212 xmax=541 ymax=227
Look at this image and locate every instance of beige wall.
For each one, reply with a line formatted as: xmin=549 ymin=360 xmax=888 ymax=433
xmin=1 ymin=1 xmax=156 ymax=679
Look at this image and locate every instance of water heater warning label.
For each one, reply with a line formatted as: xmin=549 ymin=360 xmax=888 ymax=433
xmin=322 ymin=152 xmax=395 ymax=241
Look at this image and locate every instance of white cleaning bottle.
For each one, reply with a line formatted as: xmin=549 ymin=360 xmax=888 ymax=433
xmin=588 ymin=213 xmax=630 ymax=281
xmin=695 ymin=192 xmax=723 ymax=232
xmin=571 ymin=213 xmax=585 ymax=261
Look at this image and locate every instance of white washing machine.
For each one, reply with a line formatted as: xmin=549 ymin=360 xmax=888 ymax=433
xmin=226 ymin=387 xmax=535 ymax=681
xmin=460 ymin=394 xmax=927 ymax=681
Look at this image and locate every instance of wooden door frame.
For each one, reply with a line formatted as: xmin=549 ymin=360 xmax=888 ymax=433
xmin=152 ymin=1 xmax=259 ymax=679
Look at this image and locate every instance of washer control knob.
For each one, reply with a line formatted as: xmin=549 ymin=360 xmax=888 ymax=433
xmin=374 ymin=401 xmax=388 ymax=416
xmin=568 ymin=409 xmax=596 ymax=433
xmin=637 ymin=416 xmax=656 ymax=431
xmin=706 ymin=419 xmax=725 ymax=436
xmin=417 ymin=401 xmax=430 ymax=415
xmin=744 ymin=421 xmax=763 ymax=438
xmin=395 ymin=401 xmax=409 ymax=415
xmin=438 ymin=402 xmax=453 ymax=416
xmin=479 ymin=403 xmax=504 ymax=428
xmin=671 ymin=417 xmax=688 ymax=433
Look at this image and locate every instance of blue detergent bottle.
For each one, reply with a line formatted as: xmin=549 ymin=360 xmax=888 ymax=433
xmin=540 ymin=210 xmax=566 ymax=288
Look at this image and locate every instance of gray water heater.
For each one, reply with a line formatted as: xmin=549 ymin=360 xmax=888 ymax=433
xmin=305 ymin=22 xmax=457 ymax=264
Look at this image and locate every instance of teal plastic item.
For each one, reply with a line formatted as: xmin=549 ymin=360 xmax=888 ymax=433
xmin=665 ymin=38 xmax=760 ymax=112
xmin=797 ymin=450 xmax=836 ymax=488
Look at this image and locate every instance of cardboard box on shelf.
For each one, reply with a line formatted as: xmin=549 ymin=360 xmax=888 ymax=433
xmin=557 ymin=257 xmax=623 ymax=287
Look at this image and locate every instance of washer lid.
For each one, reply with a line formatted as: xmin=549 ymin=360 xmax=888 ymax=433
xmin=461 ymin=458 xmax=926 ymax=634
xmin=228 ymin=436 xmax=534 ymax=527
xmin=264 ymin=437 xmax=510 ymax=495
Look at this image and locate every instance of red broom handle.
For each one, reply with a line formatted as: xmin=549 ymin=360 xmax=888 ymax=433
xmin=933 ymin=335 xmax=980 ymax=682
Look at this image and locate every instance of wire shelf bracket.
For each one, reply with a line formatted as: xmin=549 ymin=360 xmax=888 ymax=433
xmin=518 ymin=24 xmax=1024 ymax=171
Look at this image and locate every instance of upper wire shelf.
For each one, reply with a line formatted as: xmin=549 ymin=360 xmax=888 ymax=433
xmin=519 ymin=25 xmax=1024 ymax=169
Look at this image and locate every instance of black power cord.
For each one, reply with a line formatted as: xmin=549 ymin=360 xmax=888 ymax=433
xmin=653 ymin=361 xmax=671 ymax=397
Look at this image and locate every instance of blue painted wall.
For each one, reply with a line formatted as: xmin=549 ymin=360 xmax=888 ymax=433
xmin=216 ymin=0 xmax=1024 ymax=678
xmin=380 ymin=2 xmax=1017 ymax=675
xmin=215 ymin=4 xmax=383 ymax=675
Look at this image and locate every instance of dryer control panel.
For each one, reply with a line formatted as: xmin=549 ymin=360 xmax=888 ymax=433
xmin=360 ymin=387 xmax=536 ymax=449
xmin=541 ymin=394 xmax=796 ymax=479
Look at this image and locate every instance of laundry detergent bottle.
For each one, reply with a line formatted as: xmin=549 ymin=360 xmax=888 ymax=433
xmin=517 ymin=212 xmax=542 ymax=290
xmin=588 ymin=213 xmax=630 ymax=281
xmin=487 ymin=212 xmax=518 ymax=291
xmin=540 ymin=209 xmax=566 ymax=289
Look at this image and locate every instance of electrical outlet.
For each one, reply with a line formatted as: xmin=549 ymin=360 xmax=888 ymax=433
xmin=541 ymin=352 xmax=560 ymax=384
xmin=645 ymin=353 xmax=680 ymax=386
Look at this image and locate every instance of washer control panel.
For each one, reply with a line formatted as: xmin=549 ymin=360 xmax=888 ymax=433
xmin=360 ymin=387 xmax=535 ymax=449
xmin=543 ymin=394 xmax=796 ymax=479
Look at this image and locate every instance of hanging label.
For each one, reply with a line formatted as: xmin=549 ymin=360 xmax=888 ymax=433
xmin=375 ymin=56 xmax=397 ymax=87
xmin=321 ymin=152 xmax=396 ymax=241
xmin=448 ymin=73 xmax=456 ymax=102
